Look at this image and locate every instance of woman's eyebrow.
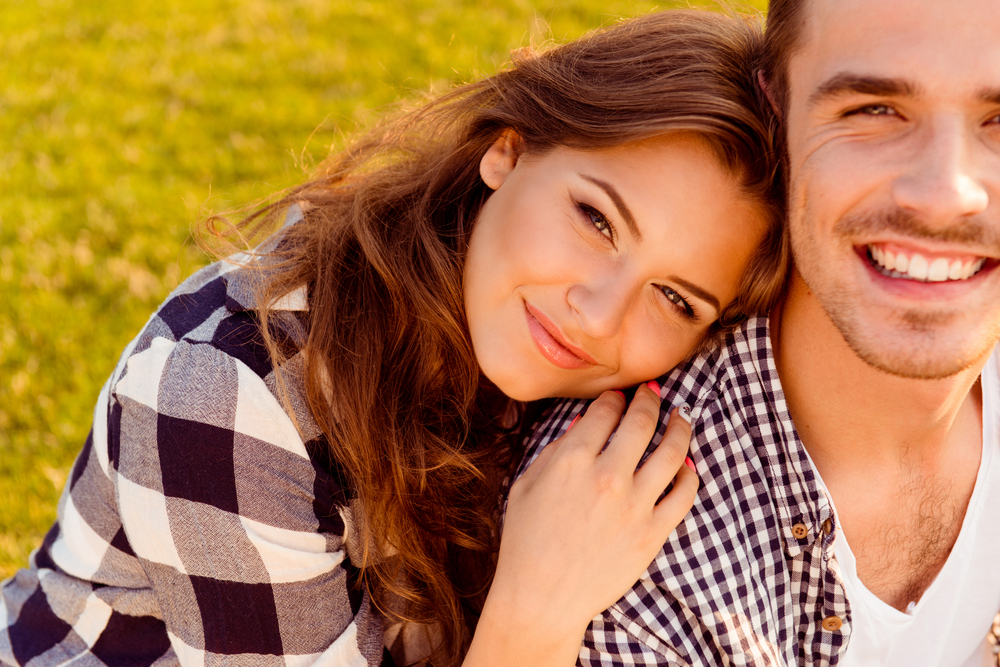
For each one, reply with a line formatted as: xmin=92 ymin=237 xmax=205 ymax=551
xmin=669 ymin=276 xmax=720 ymax=313
xmin=581 ymin=174 xmax=641 ymax=241
xmin=980 ymin=87 xmax=1000 ymax=105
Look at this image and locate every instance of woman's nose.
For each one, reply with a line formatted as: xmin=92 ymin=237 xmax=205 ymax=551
xmin=566 ymin=275 xmax=639 ymax=340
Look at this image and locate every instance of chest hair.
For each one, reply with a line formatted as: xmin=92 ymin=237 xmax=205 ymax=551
xmin=844 ymin=472 xmax=972 ymax=611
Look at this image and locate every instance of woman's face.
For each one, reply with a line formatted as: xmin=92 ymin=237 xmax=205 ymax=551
xmin=464 ymin=132 xmax=767 ymax=401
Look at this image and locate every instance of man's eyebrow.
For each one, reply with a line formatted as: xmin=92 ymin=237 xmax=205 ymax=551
xmin=669 ymin=276 xmax=721 ymax=314
xmin=809 ymin=73 xmax=919 ymax=106
xmin=581 ymin=174 xmax=641 ymax=241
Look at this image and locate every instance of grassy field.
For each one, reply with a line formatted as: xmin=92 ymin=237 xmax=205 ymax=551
xmin=0 ymin=0 xmax=766 ymax=580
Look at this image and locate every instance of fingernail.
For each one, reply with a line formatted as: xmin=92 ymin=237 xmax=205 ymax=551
xmin=569 ymin=414 xmax=580 ymax=428
xmin=612 ymin=389 xmax=626 ymax=399
xmin=677 ymin=405 xmax=692 ymax=424
xmin=684 ymin=456 xmax=696 ymax=471
xmin=645 ymin=380 xmax=660 ymax=395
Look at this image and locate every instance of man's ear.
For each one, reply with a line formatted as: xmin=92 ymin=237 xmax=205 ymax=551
xmin=757 ymin=70 xmax=782 ymax=119
xmin=480 ymin=129 xmax=523 ymax=190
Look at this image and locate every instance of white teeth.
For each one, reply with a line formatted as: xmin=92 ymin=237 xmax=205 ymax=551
xmin=867 ymin=245 xmax=987 ymax=282
xmin=927 ymin=257 xmax=950 ymax=282
xmin=907 ymin=254 xmax=929 ymax=280
xmin=894 ymin=253 xmax=908 ymax=273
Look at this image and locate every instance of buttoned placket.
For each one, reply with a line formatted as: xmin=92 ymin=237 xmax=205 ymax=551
xmin=747 ymin=320 xmax=852 ymax=665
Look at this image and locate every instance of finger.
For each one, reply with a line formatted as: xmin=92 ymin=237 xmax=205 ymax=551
xmin=633 ymin=406 xmax=691 ymax=499
xmin=650 ymin=460 xmax=699 ymax=535
xmin=599 ymin=380 xmax=663 ymax=470
xmin=564 ymin=390 xmax=628 ymax=457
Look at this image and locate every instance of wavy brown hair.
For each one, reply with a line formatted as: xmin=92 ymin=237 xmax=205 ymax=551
xmin=213 ymin=9 xmax=786 ymax=666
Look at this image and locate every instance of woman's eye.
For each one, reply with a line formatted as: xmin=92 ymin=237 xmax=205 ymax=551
xmin=580 ymin=204 xmax=613 ymax=240
xmin=659 ymin=285 xmax=695 ymax=318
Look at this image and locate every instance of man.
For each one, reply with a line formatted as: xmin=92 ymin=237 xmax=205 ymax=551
xmin=522 ymin=0 xmax=1000 ymax=663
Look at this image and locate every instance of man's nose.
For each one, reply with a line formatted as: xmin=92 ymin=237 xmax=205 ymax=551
xmin=891 ymin=115 xmax=989 ymax=223
xmin=566 ymin=274 xmax=638 ymax=340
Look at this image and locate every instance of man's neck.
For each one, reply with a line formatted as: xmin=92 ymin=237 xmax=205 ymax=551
xmin=773 ymin=271 xmax=987 ymax=609
xmin=774 ymin=272 xmax=984 ymax=470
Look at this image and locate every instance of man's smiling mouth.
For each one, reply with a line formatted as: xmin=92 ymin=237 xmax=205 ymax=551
xmin=866 ymin=244 xmax=987 ymax=282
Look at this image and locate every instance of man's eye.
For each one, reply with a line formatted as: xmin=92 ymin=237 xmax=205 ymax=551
xmin=658 ymin=285 xmax=695 ymax=318
xmin=580 ymin=204 xmax=613 ymax=240
xmin=848 ymin=104 xmax=898 ymax=117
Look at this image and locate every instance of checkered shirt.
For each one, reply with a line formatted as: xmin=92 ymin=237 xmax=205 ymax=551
xmin=1 ymin=256 xmax=389 ymax=666
xmin=518 ymin=316 xmax=852 ymax=666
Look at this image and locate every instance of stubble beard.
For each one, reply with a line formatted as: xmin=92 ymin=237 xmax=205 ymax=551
xmin=792 ymin=206 xmax=1000 ymax=380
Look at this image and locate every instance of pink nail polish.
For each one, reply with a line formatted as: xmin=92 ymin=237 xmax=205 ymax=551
xmin=684 ymin=456 xmax=696 ymax=471
xmin=612 ymin=389 xmax=626 ymax=399
xmin=569 ymin=414 xmax=580 ymax=428
xmin=646 ymin=380 xmax=660 ymax=395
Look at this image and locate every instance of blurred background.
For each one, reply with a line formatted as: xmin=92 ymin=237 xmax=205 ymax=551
xmin=0 ymin=0 xmax=766 ymax=579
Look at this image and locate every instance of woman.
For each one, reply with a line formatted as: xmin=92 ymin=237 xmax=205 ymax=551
xmin=0 ymin=9 xmax=785 ymax=667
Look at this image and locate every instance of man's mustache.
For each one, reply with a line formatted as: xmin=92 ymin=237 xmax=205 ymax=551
xmin=834 ymin=208 xmax=1000 ymax=251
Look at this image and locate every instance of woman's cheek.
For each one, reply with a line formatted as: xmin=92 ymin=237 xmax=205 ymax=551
xmin=623 ymin=317 xmax=699 ymax=383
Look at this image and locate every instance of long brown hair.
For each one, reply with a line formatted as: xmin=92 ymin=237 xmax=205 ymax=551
xmin=214 ymin=9 xmax=785 ymax=666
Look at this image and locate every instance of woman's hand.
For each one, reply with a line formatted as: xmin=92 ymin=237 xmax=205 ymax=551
xmin=465 ymin=382 xmax=699 ymax=667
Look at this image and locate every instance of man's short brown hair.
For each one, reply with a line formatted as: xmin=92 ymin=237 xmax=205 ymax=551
xmin=763 ymin=0 xmax=809 ymax=115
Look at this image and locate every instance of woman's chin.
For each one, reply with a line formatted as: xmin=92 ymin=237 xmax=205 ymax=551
xmin=485 ymin=369 xmax=555 ymax=402
xmin=489 ymin=374 xmax=604 ymax=402
xmin=489 ymin=378 xmax=548 ymax=402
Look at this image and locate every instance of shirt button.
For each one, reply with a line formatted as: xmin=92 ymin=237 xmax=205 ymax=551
xmin=791 ymin=523 xmax=809 ymax=540
xmin=822 ymin=518 xmax=833 ymax=536
xmin=822 ymin=616 xmax=843 ymax=631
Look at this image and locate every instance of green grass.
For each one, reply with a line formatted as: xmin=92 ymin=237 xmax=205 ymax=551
xmin=0 ymin=0 xmax=766 ymax=579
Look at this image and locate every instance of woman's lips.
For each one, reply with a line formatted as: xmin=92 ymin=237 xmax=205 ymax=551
xmin=524 ymin=303 xmax=596 ymax=370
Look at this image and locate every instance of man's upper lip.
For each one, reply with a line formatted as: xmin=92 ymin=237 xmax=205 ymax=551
xmin=524 ymin=303 xmax=599 ymax=365
xmin=860 ymin=238 xmax=996 ymax=261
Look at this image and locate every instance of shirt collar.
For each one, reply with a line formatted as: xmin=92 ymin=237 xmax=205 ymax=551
xmin=222 ymin=204 xmax=310 ymax=315
xmin=682 ymin=316 xmax=836 ymax=558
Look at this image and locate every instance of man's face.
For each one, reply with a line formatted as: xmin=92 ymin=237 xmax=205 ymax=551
xmin=783 ymin=0 xmax=1000 ymax=378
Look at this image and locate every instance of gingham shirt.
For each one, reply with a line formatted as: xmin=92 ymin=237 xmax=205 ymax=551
xmin=1 ymin=257 xmax=389 ymax=666
xmin=518 ymin=317 xmax=852 ymax=667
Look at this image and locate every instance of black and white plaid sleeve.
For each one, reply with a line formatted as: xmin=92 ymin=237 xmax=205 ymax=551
xmin=1 ymin=260 xmax=388 ymax=666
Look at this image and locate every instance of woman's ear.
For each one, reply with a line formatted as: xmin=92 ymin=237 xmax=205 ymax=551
xmin=480 ymin=129 xmax=523 ymax=190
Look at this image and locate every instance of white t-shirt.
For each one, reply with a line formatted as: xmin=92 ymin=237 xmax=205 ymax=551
xmin=816 ymin=347 xmax=1000 ymax=667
